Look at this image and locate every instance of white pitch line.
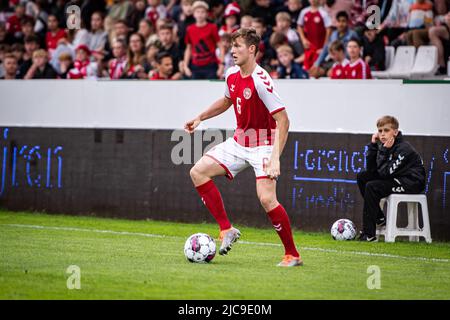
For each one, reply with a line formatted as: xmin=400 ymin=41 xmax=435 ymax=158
xmin=2 ymin=223 xmax=449 ymax=263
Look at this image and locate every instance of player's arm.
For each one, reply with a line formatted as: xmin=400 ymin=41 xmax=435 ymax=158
xmin=183 ymin=44 xmax=192 ymax=77
xmin=184 ymin=97 xmax=233 ymax=133
xmin=265 ymin=110 xmax=290 ymax=179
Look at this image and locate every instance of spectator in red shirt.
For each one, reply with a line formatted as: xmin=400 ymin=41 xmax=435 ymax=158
xmin=109 ymin=38 xmax=128 ymax=79
xmin=183 ymin=1 xmax=223 ymax=79
xmin=150 ymin=51 xmax=174 ymax=80
xmin=45 ymin=14 xmax=67 ymax=58
xmin=344 ymin=38 xmax=372 ymax=79
xmin=6 ymin=3 xmax=29 ymax=39
xmin=327 ymin=40 xmax=349 ymax=79
xmin=297 ymin=0 xmax=332 ymax=71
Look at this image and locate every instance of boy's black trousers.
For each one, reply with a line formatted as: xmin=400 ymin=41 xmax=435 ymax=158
xmin=356 ymin=171 xmax=424 ymax=237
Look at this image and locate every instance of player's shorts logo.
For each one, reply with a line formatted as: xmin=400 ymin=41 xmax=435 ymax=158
xmin=243 ymin=88 xmax=252 ymax=100
xmin=336 ymin=69 xmax=341 ymax=76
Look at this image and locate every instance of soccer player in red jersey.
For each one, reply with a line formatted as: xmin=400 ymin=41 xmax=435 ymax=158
xmin=328 ymin=40 xmax=349 ymax=79
xmin=184 ymin=28 xmax=303 ymax=267
xmin=344 ymin=39 xmax=372 ymax=79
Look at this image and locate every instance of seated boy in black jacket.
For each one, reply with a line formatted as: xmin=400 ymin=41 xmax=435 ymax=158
xmin=356 ymin=116 xmax=426 ymax=242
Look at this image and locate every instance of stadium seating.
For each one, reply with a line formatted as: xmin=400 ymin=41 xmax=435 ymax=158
xmin=410 ymin=46 xmax=439 ymax=79
xmin=387 ymin=46 xmax=416 ymax=79
xmin=371 ymin=46 xmax=395 ymax=79
xmin=377 ymin=194 xmax=432 ymax=243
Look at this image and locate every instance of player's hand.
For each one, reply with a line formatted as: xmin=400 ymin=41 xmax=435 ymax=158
xmin=383 ymin=136 xmax=395 ymax=149
xmin=184 ymin=117 xmax=201 ymax=133
xmin=371 ymin=132 xmax=379 ymax=144
xmin=264 ymin=158 xmax=281 ymax=180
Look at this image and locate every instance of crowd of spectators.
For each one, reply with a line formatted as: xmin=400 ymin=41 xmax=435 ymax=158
xmin=0 ymin=0 xmax=449 ymax=80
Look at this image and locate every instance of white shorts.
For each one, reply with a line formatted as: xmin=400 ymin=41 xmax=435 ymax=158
xmin=205 ymin=138 xmax=273 ymax=180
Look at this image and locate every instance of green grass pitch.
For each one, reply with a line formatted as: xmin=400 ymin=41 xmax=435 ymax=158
xmin=1 ymin=210 xmax=450 ymax=300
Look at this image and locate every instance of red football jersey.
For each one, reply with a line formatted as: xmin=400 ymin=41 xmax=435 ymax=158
xmin=344 ymin=58 xmax=372 ymax=79
xmin=185 ymin=23 xmax=220 ymax=67
xmin=46 ymin=29 xmax=67 ymax=50
xmin=225 ymin=65 xmax=286 ymax=147
xmin=330 ymin=58 xmax=349 ymax=79
xmin=297 ymin=7 xmax=331 ymax=49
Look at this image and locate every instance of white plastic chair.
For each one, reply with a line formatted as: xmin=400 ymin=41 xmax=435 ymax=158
xmin=410 ymin=46 xmax=438 ymax=79
xmin=388 ymin=46 xmax=416 ymax=79
xmin=372 ymin=46 xmax=395 ymax=79
xmin=377 ymin=194 xmax=432 ymax=243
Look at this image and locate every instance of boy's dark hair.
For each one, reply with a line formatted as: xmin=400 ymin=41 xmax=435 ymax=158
xmin=156 ymin=51 xmax=172 ymax=64
xmin=21 ymin=16 xmax=35 ymax=26
xmin=348 ymin=37 xmax=362 ymax=47
xmin=115 ymin=19 xmax=129 ymax=27
xmin=336 ymin=11 xmax=349 ymax=21
xmin=231 ymin=28 xmax=261 ymax=55
xmin=269 ymin=31 xmax=288 ymax=48
xmin=252 ymin=17 xmax=266 ymax=27
xmin=159 ymin=23 xmax=173 ymax=31
xmin=377 ymin=116 xmax=399 ymax=130
xmin=329 ymin=40 xmax=344 ymax=52
xmin=24 ymin=35 xmax=39 ymax=44
xmin=3 ymin=53 xmax=18 ymax=62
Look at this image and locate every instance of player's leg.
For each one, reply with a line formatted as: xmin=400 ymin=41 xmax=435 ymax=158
xmin=256 ymin=178 xmax=302 ymax=267
xmin=190 ymin=156 xmax=232 ymax=231
xmin=190 ymin=138 xmax=246 ymax=255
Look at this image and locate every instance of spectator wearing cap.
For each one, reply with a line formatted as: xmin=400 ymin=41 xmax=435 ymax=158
xmin=183 ymin=1 xmax=223 ymax=79
xmin=150 ymin=51 xmax=174 ymax=80
xmin=0 ymin=53 xmax=19 ymax=79
xmin=158 ymin=23 xmax=182 ymax=80
xmin=219 ymin=2 xmax=240 ymax=36
xmin=67 ymin=45 xmax=98 ymax=79
xmin=24 ymin=49 xmax=58 ymax=79
xmin=109 ymin=38 xmax=128 ymax=79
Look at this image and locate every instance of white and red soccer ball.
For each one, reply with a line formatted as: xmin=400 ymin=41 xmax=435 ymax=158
xmin=331 ymin=219 xmax=357 ymax=240
xmin=184 ymin=233 xmax=216 ymax=263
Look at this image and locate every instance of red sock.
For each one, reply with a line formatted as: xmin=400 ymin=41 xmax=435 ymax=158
xmin=267 ymin=204 xmax=300 ymax=258
xmin=195 ymin=180 xmax=231 ymax=231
